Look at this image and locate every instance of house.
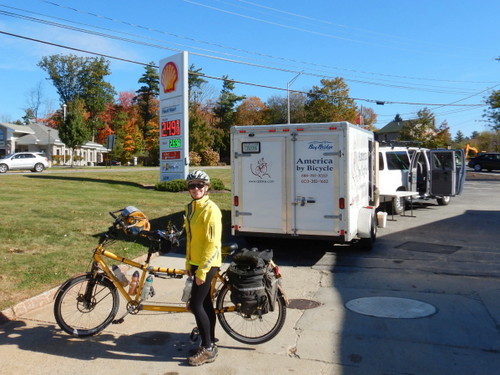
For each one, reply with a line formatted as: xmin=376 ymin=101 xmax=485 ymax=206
xmin=375 ymin=120 xmax=412 ymax=143
xmin=376 ymin=118 xmax=437 ymax=144
xmin=0 ymin=122 xmax=109 ymax=166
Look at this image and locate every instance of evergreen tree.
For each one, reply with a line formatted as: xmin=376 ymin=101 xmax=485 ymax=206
xmin=59 ymin=99 xmax=90 ymax=167
xmin=135 ymin=62 xmax=160 ymax=140
xmin=484 ymin=89 xmax=500 ymax=131
xmin=213 ymin=76 xmax=245 ymax=160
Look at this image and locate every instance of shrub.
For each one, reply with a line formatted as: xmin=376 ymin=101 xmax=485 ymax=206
xmin=155 ymin=177 xmax=227 ymax=192
xmin=210 ymin=177 xmax=226 ymax=191
xmin=189 ymin=151 xmax=202 ymax=166
xmin=155 ymin=179 xmax=187 ymax=192
xmin=52 ymin=155 xmax=64 ymax=165
xmin=201 ymin=148 xmax=220 ymax=166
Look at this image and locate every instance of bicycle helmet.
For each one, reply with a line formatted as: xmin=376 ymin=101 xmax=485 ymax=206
xmin=119 ymin=206 xmax=151 ymax=235
xmin=186 ymin=170 xmax=210 ymax=184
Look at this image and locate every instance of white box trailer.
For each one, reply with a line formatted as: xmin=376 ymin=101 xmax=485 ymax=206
xmin=230 ymin=122 xmax=379 ymax=250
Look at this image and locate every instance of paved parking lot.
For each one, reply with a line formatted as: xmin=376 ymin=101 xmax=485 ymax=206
xmin=1 ymin=172 xmax=499 ymax=374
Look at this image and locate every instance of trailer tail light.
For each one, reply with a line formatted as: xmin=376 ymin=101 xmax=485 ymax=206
xmin=234 ymin=196 xmax=239 ymax=207
xmin=339 ymin=198 xmax=345 ymax=209
xmin=329 ymin=126 xmax=337 ymax=130
xmin=268 ymin=129 xmax=276 ymax=132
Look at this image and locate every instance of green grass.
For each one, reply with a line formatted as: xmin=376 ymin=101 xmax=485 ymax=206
xmin=0 ymin=167 xmax=232 ymax=311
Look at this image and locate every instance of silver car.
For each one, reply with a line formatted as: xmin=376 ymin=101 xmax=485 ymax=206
xmin=0 ymin=152 xmax=50 ymax=173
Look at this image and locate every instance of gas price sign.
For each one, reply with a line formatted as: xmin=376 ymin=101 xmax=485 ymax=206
xmin=161 ymin=119 xmax=181 ymax=137
xmin=159 ymin=52 xmax=189 ymax=182
xmin=169 ymin=138 xmax=181 ymax=148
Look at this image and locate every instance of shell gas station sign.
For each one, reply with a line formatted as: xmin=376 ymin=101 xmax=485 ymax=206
xmin=159 ymin=52 xmax=189 ymax=181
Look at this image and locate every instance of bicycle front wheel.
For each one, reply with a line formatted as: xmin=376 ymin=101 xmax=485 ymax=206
xmin=54 ymin=273 xmax=119 ymax=337
xmin=216 ymin=284 xmax=287 ymax=345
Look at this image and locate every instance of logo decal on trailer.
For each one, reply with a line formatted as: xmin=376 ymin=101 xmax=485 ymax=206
xmin=308 ymin=141 xmax=333 ymax=151
xmin=250 ymin=157 xmax=271 ymax=179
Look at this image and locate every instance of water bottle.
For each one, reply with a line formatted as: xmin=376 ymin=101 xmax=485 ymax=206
xmin=128 ymin=271 xmax=139 ymax=295
xmin=112 ymin=265 xmax=129 ymax=287
xmin=181 ymin=276 xmax=193 ymax=302
xmin=141 ymin=275 xmax=154 ymax=300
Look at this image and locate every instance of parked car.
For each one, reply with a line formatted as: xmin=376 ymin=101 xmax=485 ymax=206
xmin=468 ymin=152 xmax=500 ymax=172
xmin=0 ymin=152 xmax=50 ymax=173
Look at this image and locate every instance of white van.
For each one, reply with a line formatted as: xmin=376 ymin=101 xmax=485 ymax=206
xmin=378 ymin=146 xmax=465 ymax=214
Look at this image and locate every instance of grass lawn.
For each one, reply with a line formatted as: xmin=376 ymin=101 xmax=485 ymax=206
xmin=0 ymin=167 xmax=232 ymax=311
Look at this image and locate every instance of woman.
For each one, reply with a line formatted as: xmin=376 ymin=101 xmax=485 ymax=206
xmin=184 ymin=170 xmax=222 ymax=366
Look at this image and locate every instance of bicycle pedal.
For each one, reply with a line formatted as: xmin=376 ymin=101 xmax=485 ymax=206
xmin=112 ymin=318 xmax=125 ymax=324
xmin=190 ymin=327 xmax=200 ymax=343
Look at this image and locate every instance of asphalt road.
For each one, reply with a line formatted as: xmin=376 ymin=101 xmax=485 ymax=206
xmin=1 ymin=171 xmax=499 ymax=374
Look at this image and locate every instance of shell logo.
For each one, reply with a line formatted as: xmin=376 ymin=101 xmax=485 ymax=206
xmin=161 ymin=61 xmax=178 ymax=93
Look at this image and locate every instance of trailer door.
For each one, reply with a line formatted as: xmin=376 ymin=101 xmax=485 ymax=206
xmin=232 ymin=135 xmax=287 ymax=234
xmin=291 ymin=133 xmax=341 ymax=236
xmin=429 ymin=149 xmax=465 ymax=196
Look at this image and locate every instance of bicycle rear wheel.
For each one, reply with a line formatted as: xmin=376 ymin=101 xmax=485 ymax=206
xmin=216 ymin=284 xmax=286 ymax=345
xmin=54 ymin=273 xmax=119 ymax=337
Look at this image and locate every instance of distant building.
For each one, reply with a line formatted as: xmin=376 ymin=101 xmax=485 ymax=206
xmin=375 ymin=120 xmax=412 ymax=143
xmin=0 ymin=122 xmax=108 ymax=166
xmin=376 ymin=118 xmax=436 ymax=145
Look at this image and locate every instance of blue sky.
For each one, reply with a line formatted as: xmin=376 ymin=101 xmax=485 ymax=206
xmin=0 ymin=0 xmax=499 ymax=138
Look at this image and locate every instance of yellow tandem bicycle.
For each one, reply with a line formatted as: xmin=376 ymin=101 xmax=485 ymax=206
xmin=53 ymin=208 xmax=287 ymax=345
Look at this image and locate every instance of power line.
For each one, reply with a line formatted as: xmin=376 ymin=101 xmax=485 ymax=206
xmin=0 ymin=6 xmax=484 ymax=97
xmin=39 ymin=1 xmax=497 ymax=86
xmin=0 ymin=29 xmax=487 ymax=108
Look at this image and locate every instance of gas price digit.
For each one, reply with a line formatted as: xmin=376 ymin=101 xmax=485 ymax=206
xmin=169 ymin=138 xmax=181 ymax=148
xmin=161 ymin=119 xmax=181 ymax=137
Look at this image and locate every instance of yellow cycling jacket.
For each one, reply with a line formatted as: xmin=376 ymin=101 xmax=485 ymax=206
xmin=184 ymin=195 xmax=222 ymax=281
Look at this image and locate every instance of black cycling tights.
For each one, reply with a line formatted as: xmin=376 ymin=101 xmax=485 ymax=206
xmin=189 ymin=266 xmax=219 ymax=347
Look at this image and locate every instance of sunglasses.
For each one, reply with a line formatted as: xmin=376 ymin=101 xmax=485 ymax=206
xmin=188 ymin=182 xmax=206 ymax=190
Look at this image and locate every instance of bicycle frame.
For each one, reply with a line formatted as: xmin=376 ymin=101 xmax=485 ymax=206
xmin=90 ymin=233 xmax=235 ymax=315
xmin=54 ymin=210 xmax=287 ymax=344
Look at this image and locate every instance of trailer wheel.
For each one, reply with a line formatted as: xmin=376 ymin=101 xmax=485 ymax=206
xmin=358 ymin=217 xmax=376 ymax=251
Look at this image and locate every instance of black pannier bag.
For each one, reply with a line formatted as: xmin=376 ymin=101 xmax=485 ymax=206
xmin=227 ymin=248 xmax=279 ymax=315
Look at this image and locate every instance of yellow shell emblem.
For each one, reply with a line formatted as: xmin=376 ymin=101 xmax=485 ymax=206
xmin=161 ymin=62 xmax=178 ymax=93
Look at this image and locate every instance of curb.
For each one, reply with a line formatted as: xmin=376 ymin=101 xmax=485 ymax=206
xmin=0 ymin=252 xmax=157 ymax=326
xmin=1 ymin=286 xmax=59 ymax=324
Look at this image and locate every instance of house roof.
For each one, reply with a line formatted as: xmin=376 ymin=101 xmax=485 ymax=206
xmin=15 ymin=122 xmax=64 ymax=146
xmin=377 ymin=120 xmax=412 ymax=134
xmin=0 ymin=122 xmax=35 ymax=135
xmin=4 ymin=122 xmax=108 ymax=151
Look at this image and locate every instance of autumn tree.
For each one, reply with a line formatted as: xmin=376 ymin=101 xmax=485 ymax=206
xmin=305 ymin=78 xmax=358 ymax=123
xmin=358 ymin=106 xmax=378 ymax=130
xmin=235 ymin=96 xmax=267 ymax=125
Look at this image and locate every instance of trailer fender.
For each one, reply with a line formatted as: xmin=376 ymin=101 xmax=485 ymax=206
xmin=357 ymin=206 xmax=376 ymax=239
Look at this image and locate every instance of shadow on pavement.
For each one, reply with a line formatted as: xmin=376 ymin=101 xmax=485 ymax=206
xmin=0 ymin=320 xmax=253 ymax=365
xmin=327 ymin=208 xmax=500 ymax=374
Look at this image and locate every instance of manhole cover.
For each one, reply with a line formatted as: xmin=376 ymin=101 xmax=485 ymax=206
xmin=396 ymin=241 xmax=460 ymax=254
xmin=287 ymin=299 xmax=322 ymax=310
xmin=345 ymin=297 xmax=437 ymax=319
